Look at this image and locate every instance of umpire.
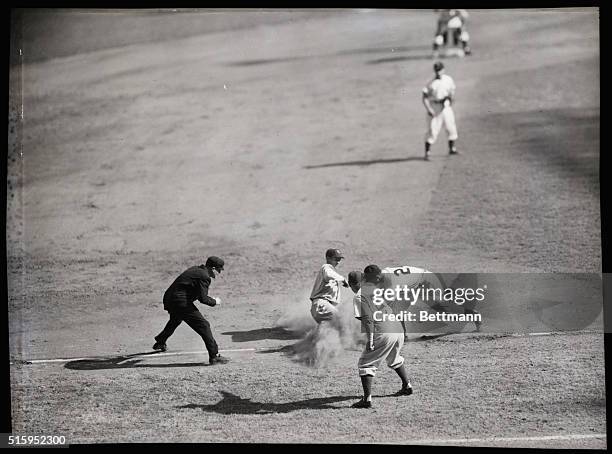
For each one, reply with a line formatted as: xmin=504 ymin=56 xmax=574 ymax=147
xmin=153 ymin=256 xmax=230 ymax=365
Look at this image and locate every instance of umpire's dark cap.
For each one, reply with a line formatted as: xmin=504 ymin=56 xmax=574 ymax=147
xmin=326 ymin=248 xmax=344 ymax=259
xmin=205 ymin=256 xmax=225 ymax=271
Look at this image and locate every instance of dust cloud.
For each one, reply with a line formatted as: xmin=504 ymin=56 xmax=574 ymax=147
xmin=274 ymin=289 xmax=364 ymax=367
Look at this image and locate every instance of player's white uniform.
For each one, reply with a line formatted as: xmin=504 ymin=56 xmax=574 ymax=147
xmin=435 ymin=9 xmax=470 ymax=53
xmin=423 ymin=74 xmax=458 ymax=145
xmin=353 ymin=266 xmax=434 ymax=321
xmin=310 ymin=263 xmax=345 ymax=324
xmin=353 ymin=285 xmax=405 ymax=377
xmin=447 ymin=10 xmax=467 ymax=29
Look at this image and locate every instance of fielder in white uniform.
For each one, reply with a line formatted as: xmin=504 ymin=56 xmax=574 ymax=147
xmin=348 ymin=266 xmax=413 ymax=409
xmin=309 ymin=248 xmax=349 ymax=327
xmin=433 ymin=9 xmax=471 ymax=58
xmin=422 ymin=61 xmax=459 ymax=161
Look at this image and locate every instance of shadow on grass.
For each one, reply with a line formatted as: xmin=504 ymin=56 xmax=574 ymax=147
xmin=366 ymin=54 xmax=434 ymax=64
xmin=221 ymin=327 xmax=302 ymax=342
xmin=304 ymin=156 xmax=426 ymax=169
xmin=226 ymin=57 xmax=303 ymax=66
xmin=409 ymin=333 xmax=455 ymax=342
xmin=224 ymin=45 xmax=433 ymax=67
xmin=179 ymin=390 xmax=359 ymax=414
xmin=336 ymin=44 xmax=432 ymax=56
xmin=64 ymin=351 xmax=208 ymax=370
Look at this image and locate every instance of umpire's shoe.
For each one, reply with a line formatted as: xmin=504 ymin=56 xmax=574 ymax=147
xmin=153 ymin=341 xmax=167 ymax=352
xmin=209 ymin=354 xmax=230 ymax=365
xmin=351 ymin=398 xmax=373 ymax=409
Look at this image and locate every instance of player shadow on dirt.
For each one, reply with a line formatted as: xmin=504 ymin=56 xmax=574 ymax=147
xmin=221 ymin=327 xmax=302 ymax=342
xmin=178 ymin=391 xmax=360 ymax=415
xmin=64 ymin=352 xmax=208 ymax=370
xmin=304 ymin=157 xmax=426 ymax=169
xmin=367 ymin=54 xmax=435 ymax=64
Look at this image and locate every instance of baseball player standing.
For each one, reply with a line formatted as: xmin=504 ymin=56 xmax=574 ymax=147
xmin=153 ymin=256 xmax=230 ymax=365
xmin=432 ymin=9 xmax=472 ymax=58
xmin=309 ymin=248 xmax=349 ymax=327
xmin=349 ymin=265 xmax=413 ymax=409
xmin=447 ymin=9 xmax=472 ymax=56
xmin=422 ymin=61 xmax=459 ymax=161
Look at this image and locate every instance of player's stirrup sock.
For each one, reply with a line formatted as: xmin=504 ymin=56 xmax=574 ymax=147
xmin=360 ymin=375 xmax=373 ymax=401
xmin=394 ymin=365 xmax=411 ymax=389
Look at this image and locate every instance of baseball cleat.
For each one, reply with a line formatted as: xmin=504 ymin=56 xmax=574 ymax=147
xmin=449 ymin=149 xmax=460 ymax=155
xmin=209 ymin=354 xmax=230 ymax=365
xmin=351 ymin=398 xmax=373 ymax=409
xmin=152 ymin=342 xmax=167 ymax=352
xmin=395 ymin=386 xmax=413 ymax=396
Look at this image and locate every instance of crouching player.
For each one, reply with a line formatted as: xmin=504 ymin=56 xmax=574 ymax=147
xmin=348 ymin=266 xmax=413 ymax=409
xmin=379 ymin=265 xmax=482 ymax=335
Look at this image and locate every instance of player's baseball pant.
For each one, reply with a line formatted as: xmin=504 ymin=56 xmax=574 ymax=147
xmin=426 ymin=105 xmax=458 ymax=144
xmin=358 ymin=332 xmax=405 ymax=376
xmin=310 ymin=298 xmax=340 ymax=324
xmin=155 ymin=308 xmax=219 ymax=358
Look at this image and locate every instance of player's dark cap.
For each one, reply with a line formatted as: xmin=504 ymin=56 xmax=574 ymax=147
xmin=348 ymin=271 xmax=362 ymax=286
xmin=326 ymin=248 xmax=344 ymax=259
xmin=205 ymin=256 xmax=224 ymax=271
xmin=363 ymin=264 xmax=382 ymax=277
xmin=433 ymin=61 xmax=444 ymax=71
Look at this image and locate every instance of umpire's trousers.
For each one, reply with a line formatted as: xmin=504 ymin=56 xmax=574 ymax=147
xmin=155 ymin=307 xmax=219 ymax=359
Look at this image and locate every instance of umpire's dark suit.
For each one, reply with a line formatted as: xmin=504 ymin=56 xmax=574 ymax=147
xmin=155 ymin=265 xmax=219 ymax=359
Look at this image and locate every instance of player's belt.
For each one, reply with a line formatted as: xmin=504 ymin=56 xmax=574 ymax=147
xmin=310 ymin=297 xmax=338 ymax=305
xmin=432 ymin=98 xmax=448 ymax=103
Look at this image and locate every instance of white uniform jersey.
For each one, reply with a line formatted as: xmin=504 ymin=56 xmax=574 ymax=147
xmin=447 ymin=9 xmax=468 ymax=29
xmin=353 ymin=266 xmax=433 ymax=318
xmin=422 ymin=74 xmax=456 ymax=105
xmin=310 ymin=263 xmax=345 ymax=304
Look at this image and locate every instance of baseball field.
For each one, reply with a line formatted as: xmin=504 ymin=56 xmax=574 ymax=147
xmin=7 ymin=9 xmax=604 ymax=447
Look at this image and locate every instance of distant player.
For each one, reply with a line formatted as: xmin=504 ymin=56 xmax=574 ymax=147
xmin=422 ymin=61 xmax=459 ymax=161
xmin=349 ymin=265 xmax=413 ymax=409
xmin=309 ymin=248 xmax=349 ymax=327
xmin=432 ymin=9 xmax=471 ymax=58
xmin=447 ymin=9 xmax=472 ymax=55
